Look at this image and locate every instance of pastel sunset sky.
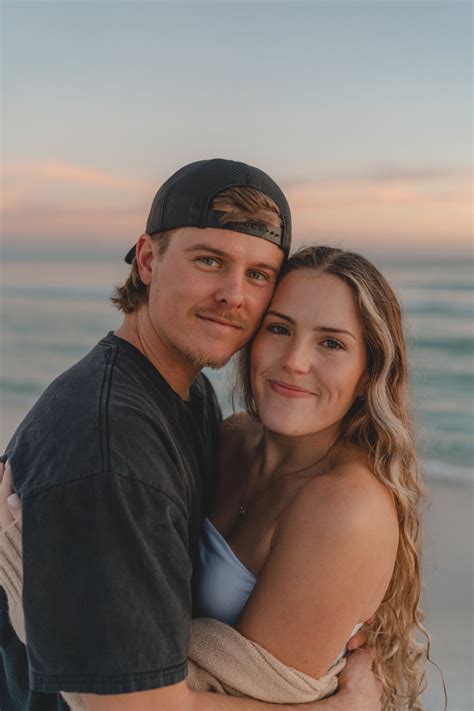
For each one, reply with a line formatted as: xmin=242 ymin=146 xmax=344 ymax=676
xmin=2 ymin=1 xmax=472 ymax=257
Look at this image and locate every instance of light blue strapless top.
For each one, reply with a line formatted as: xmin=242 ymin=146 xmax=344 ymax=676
xmin=195 ymin=517 xmax=257 ymax=625
xmin=195 ymin=517 xmax=363 ymax=663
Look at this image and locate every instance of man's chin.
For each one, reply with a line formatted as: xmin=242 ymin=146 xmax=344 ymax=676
xmin=182 ymin=346 xmax=235 ymax=371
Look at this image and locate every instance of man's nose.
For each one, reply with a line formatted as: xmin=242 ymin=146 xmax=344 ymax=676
xmin=213 ymin=274 xmax=245 ymax=309
xmin=282 ymin=341 xmax=312 ymax=374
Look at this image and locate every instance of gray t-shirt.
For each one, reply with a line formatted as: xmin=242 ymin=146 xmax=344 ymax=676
xmin=3 ymin=332 xmax=221 ymax=696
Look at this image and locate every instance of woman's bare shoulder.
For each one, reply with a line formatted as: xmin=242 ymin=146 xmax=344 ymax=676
xmin=282 ymin=454 xmax=399 ymax=548
xmin=271 ymin=455 xmax=400 ymax=622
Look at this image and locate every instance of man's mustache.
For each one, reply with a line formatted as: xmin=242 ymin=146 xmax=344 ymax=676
xmin=194 ymin=309 xmax=249 ymax=331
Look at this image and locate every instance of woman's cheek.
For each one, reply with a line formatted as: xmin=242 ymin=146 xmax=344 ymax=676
xmin=334 ymin=374 xmax=359 ymax=414
xmin=252 ymin=336 xmax=276 ymax=377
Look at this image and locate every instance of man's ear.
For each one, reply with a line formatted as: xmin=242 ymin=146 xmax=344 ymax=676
xmin=135 ymin=234 xmax=155 ymax=286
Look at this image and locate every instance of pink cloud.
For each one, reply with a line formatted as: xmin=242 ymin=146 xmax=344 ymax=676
xmin=2 ymin=160 xmax=156 ymax=247
xmin=284 ymin=171 xmax=473 ymax=250
xmin=2 ymin=160 xmax=472 ymax=251
xmin=285 ymin=170 xmax=471 ymax=209
xmin=3 ymin=160 xmax=151 ymax=193
xmin=2 ymin=204 xmax=145 ymax=245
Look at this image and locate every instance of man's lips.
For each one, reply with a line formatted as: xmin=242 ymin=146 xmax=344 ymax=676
xmin=267 ymin=379 xmax=317 ymax=398
xmin=196 ymin=314 xmax=245 ymax=330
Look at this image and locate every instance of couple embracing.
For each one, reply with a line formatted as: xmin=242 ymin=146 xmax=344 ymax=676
xmin=0 ymin=159 xmax=429 ymax=710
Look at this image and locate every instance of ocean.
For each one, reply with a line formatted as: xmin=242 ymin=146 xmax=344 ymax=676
xmin=1 ymin=253 xmax=472 ymax=482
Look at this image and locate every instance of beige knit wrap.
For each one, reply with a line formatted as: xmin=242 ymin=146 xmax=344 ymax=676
xmin=0 ymin=519 xmax=344 ymax=709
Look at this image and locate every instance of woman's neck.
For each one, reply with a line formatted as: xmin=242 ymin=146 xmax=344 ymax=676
xmin=256 ymin=424 xmax=340 ymax=482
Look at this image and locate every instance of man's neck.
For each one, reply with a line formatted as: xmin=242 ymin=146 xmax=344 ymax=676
xmin=115 ymin=310 xmax=200 ymax=400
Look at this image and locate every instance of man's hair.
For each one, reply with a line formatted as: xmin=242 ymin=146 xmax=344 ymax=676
xmin=111 ymin=187 xmax=282 ymax=314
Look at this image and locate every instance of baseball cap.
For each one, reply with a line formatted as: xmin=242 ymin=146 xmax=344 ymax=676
xmin=124 ymin=158 xmax=291 ymax=263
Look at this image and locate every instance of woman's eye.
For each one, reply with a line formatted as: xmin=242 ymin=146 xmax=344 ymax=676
xmin=267 ymin=323 xmax=290 ymax=336
xmin=322 ymin=338 xmax=344 ymax=350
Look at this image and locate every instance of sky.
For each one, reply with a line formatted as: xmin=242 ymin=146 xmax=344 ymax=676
xmin=1 ymin=0 xmax=472 ymax=257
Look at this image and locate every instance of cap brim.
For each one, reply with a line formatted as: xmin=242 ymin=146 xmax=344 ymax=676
xmin=124 ymin=246 xmax=136 ymax=264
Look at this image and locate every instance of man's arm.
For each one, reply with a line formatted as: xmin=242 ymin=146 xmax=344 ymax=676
xmin=79 ymin=649 xmax=381 ymax=710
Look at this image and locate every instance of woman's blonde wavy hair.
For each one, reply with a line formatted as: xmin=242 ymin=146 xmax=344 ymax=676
xmin=238 ymin=245 xmax=445 ymax=710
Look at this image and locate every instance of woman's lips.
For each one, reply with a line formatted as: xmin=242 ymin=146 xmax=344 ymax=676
xmin=268 ymin=379 xmax=316 ymax=399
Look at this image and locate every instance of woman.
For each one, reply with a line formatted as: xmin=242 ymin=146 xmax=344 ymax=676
xmin=194 ymin=245 xmax=430 ymax=709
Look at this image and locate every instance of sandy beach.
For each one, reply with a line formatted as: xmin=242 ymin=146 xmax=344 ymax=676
xmin=420 ymin=477 xmax=473 ymax=710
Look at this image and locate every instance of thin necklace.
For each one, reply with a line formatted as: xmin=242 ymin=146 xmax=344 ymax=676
xmin=238 ymin=446 xmax=331 ymax=517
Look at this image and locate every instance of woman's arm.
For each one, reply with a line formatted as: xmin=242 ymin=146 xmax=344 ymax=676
xmin=235 ymin=464 xmax=399 ymax=678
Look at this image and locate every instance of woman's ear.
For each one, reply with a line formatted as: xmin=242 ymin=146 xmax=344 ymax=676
xmin=135 ymin=234 xmax=155 ymax=286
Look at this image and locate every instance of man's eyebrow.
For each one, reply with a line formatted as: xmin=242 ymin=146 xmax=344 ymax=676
xmin=265 ymin=311 xmax=356 ymax=339
xmin=253 ymin=262 xmax=280 ymax=274
xmin=184 ymin=244 xmax=280 ymax=273
xmin=185 ymin=244 xmax=228 ymax=257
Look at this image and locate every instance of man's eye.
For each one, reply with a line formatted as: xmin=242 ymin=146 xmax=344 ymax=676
xmin=248 ymin=270 xmax=268 ymax=281
xmin=322 ymin=338 xmax=344 ymax=350
xmin=267 ymin=323 xmax=290 ymax=336
xmin=197 ymin=257 xmax=219 ymax=267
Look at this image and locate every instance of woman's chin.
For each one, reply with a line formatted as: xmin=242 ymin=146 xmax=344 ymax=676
xmin=258 ymin=412 xmax=317 ymax=438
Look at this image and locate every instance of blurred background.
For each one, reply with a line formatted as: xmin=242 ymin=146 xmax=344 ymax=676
xmin=1 ymin=2 xmax=472 ymax=709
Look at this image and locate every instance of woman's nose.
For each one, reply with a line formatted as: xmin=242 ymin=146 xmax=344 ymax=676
xmin=281 ymin=342 xmax=312 ymax=374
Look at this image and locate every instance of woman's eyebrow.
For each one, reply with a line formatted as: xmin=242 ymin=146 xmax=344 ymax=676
xmin=315 ymin=326 xmax=356 ymax=340
xmin=266 ymin=310 xmax=294 ymax=323
xmin=265 ymin=311 xmax=355 ymax=339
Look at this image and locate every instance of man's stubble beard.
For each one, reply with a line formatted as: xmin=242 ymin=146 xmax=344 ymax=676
xmin=180 ymin=309 xmax=251 ymax=370
xmin=180 ymin=343 xmax=235 ymax=370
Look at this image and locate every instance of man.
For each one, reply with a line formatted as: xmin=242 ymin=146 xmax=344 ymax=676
xmin=0 ymin=159 xmax=381 ymax=710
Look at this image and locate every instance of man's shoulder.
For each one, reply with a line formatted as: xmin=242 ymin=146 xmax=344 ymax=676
xmin=4 ymin=336 xmax=152 ymax=496
xmin=5 ymin=337 xmax=220 ymax=499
